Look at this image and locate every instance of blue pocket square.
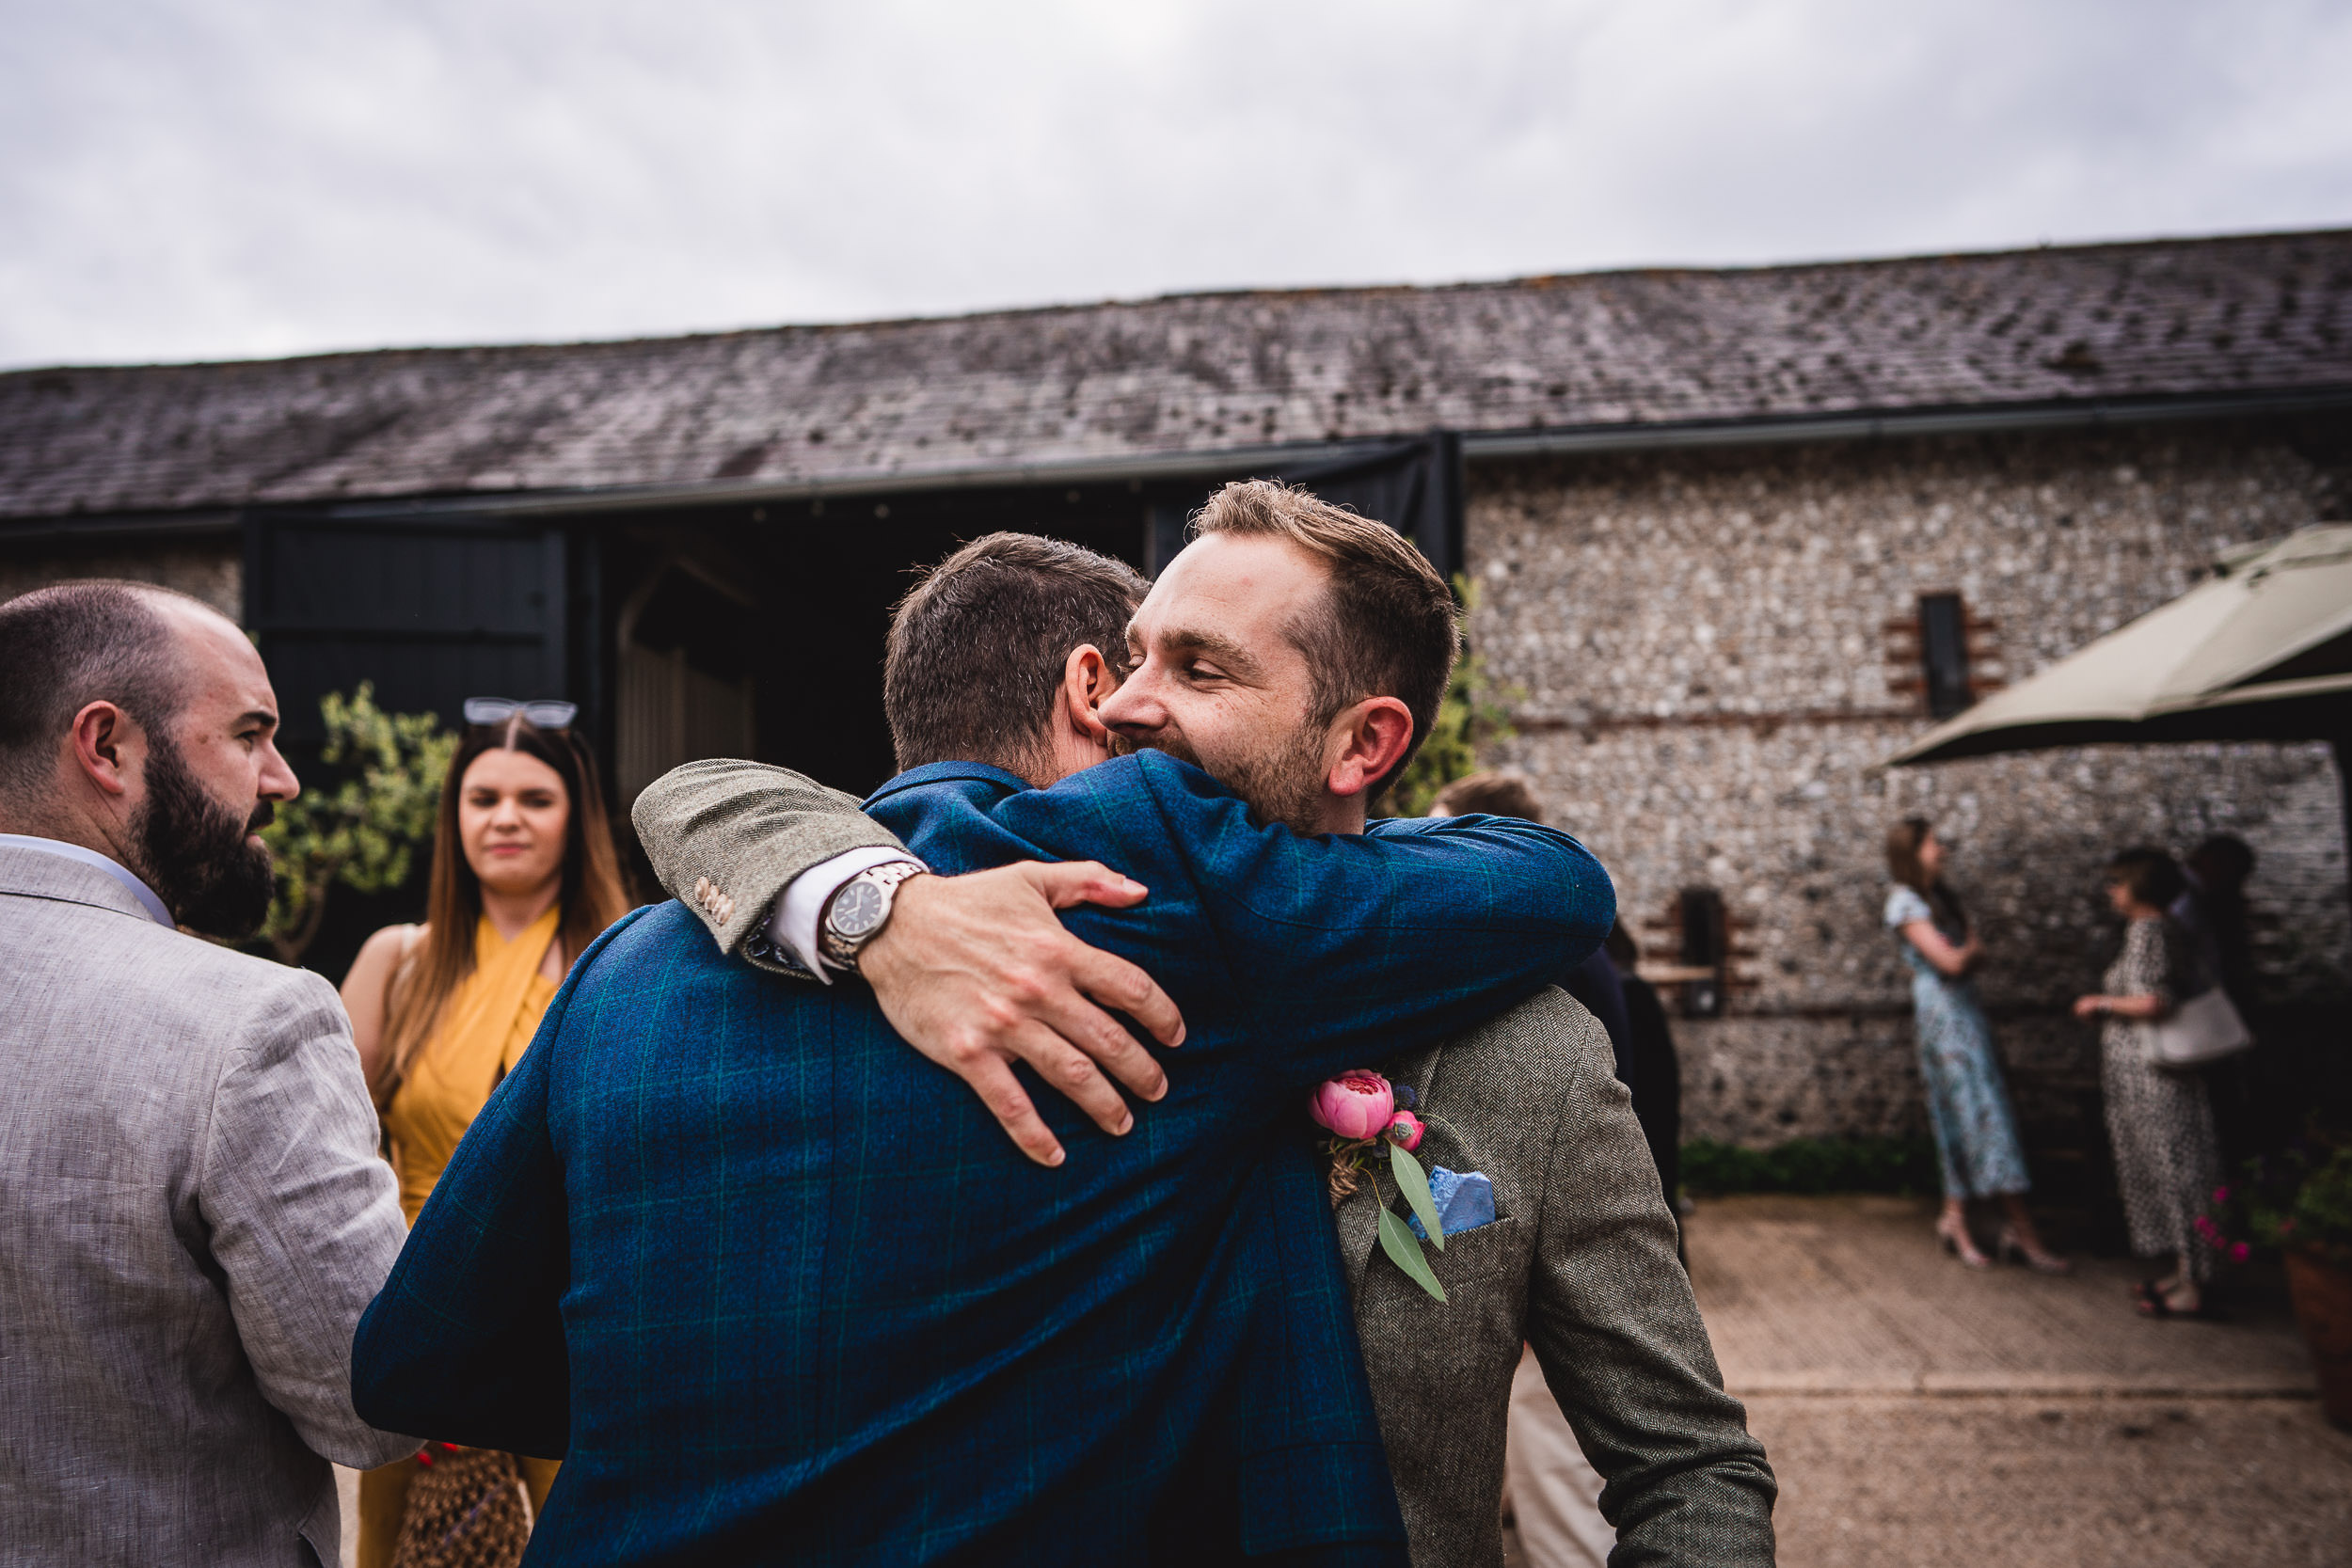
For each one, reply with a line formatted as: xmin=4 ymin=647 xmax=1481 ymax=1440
xmin=1407 ymin=1167 xmax=1496 ymax=1241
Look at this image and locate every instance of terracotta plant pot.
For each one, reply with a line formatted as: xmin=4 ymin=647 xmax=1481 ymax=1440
xmin=2283 ymin=1247 xmax=2352 ymax=1430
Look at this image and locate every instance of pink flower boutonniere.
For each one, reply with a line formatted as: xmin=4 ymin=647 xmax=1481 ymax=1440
xmin=1310 ymin=1070 xmax=1449 ymax=1303
xmin=1310 ymin=1069 xmax=1395 ymax=1141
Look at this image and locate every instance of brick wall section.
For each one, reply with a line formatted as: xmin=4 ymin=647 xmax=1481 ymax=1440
xmin=1465 ymin=418 xmax=2351 ymax=1147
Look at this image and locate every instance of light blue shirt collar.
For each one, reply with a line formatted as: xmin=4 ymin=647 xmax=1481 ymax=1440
xmin=0 ymin=833 xmax=177 ymax=928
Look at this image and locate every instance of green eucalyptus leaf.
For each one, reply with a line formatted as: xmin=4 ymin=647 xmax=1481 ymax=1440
xmin=1389 ymin=1138 xmax=1445 ymax=1248
xmin=1376 ymin=1205 xmax=1448 ymax=1304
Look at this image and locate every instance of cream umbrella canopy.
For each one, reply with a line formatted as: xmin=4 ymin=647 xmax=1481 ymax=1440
xmin=1883 ymin=523 xmax=2352 ymax=902
xmin=1885 ymin=525 xmax=2352 ymax=762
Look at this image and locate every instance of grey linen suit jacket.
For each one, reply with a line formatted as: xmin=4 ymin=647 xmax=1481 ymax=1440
xmin=0 ymin=845 xmax=417 ymax=1568
xmin=631 ymin=762 xmax=1775 ymax=1568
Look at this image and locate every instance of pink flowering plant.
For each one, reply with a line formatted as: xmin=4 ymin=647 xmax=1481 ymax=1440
xmin=2201 ymin=1135 xmax=2352 ymax=1269
xmin=1311 ymin=1069 xmax=1450 ymax=1303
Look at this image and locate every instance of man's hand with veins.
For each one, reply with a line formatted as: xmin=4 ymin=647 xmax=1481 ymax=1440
xmin=854 ymin=862 xmax=1186 ymax=1168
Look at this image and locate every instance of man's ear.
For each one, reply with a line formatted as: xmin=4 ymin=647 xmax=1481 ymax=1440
xmin=68 ymin=701 xmax=144 ymax=800
xmin=1060 ymin=645 xmax=1118 ymax=746
xmin=1322 ymin=697 xmax=1415 ymax=800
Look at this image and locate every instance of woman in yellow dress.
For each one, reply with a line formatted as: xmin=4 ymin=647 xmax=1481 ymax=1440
xmin=341 ymin=701 xmax=632 ymax=1567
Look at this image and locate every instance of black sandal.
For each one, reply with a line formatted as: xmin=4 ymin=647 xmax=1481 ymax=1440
xmin=2135 ymin=1280 xmax=2226 ymax=1321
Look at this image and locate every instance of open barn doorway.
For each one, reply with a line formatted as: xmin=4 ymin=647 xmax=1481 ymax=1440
xmin=595 ymin=481 xmax=1153 ymax=833
xmin=595 ymin=434 xmax=1461 ymax=817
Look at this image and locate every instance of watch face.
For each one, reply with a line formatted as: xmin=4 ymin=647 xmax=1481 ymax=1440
xmin=831 ymin=879 xmax=888 ymax=939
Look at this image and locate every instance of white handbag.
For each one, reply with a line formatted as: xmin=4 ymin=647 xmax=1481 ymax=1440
xmin=2140 ymin=987 xmax=2254 ymax=1069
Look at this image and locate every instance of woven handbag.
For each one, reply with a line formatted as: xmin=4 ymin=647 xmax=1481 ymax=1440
xmin=389 ymin=1444 xmax=534 ymax=1568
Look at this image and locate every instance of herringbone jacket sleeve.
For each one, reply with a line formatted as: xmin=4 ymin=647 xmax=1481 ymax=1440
xmin=632 ymin=759 xmax=908 ymax=953
xmin=1525 ymin=1011 xmax=1777 ymax=1566
xmin=199 ymin=968 xmax=419 ymax=1469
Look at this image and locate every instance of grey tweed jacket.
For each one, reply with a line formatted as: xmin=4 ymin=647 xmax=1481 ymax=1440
xmin=633 ymin=761 xmax=1775 ymax=1567
xmin=1343 ymin=993 xmax=1774 ymax=1566
xmin=0 ymin=845 xmax=417 ymax=1568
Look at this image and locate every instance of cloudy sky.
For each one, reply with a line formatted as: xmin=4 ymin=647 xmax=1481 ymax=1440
xmin=4 ymin=0 xmax=2348 ymax=370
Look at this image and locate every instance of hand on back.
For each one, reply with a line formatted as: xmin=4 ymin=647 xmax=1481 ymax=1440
xmin=861 ymin=862 xmax=1185 ymax=1167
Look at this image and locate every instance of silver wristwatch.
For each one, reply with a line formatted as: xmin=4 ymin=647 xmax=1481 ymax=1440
xmin=818 ymin=861 xmax=928 ymax=973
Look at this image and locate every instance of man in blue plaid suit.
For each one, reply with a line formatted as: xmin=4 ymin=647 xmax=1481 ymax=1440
xmin=354 ymin=519 xmax=1614 ymax=1563
xmin=616 ymin=488 xmax=1772 ymax=1566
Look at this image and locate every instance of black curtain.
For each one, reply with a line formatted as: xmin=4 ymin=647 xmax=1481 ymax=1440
xmin=1145 ymin=432 xmax=1464 ymax=581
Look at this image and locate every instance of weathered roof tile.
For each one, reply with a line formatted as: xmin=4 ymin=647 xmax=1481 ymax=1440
xmin=3 ymin=230 xmax=2348 ymax=519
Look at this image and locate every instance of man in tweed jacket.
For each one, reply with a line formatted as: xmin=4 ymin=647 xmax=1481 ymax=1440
xmin=0 ymin=583 xmax=416 ymax=1567
xmin=637 ymin=489 xmax=1776 ymax=1566
xmin=357 ymin=531 xmax=1613 ymax=1564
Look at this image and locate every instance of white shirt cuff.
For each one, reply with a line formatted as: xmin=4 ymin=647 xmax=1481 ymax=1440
xmin=768 ymin=846 xmax=928 ymax=982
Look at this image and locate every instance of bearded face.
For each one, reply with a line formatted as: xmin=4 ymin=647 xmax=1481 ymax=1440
xmin=133 ymin=728 xmax=277 ymax=938
xmin=1148 ymin=717 xmax=1332 ymax=837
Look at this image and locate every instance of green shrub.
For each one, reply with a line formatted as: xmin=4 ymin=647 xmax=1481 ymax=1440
xmin=1371 ymin=577 xmax=1519 ymax=819
xmin=1681 ymin=1135 xmax=1942 ymax=1196
xmin=258 ymin=683 xmax=456 ymax=965
xmin=2207 ymin=1137 xmax=2352 ymax=1268
xmin=2281 ymin=1146 xmax=2352 ymax=1262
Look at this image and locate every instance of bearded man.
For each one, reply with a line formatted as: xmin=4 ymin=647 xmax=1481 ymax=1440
xmin=627 ymin=483 xmax=1776 ymax=1566
xmin=0 ymin=580 xmax=417 ymax=1566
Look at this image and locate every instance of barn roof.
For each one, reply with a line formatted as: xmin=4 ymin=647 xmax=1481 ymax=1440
xmin=4 ymin=228 xmax=2349 ymax=520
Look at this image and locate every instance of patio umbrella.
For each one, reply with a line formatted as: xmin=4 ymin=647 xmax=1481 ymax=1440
xmin=1882 ymin=523 xmax=2352 ymax=904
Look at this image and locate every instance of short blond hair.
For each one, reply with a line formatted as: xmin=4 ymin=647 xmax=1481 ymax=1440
xmin=1189 ymin=480 xmax=1458 ymax=787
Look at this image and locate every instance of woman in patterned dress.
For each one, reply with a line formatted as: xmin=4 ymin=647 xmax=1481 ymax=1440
xmin=2074 ymin=847 xmax=2225 ymax=1319
xmin=1885 ymin=819 xmax=2067 ymax=1271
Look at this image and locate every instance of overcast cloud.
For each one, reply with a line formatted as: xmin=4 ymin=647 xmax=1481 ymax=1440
xmin=3 ymin=0 xmax=2348 ymax=369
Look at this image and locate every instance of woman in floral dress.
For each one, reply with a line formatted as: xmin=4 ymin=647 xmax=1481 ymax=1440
xmin=2074 ymin=847 xmax=2225 ymax=1319
xmin=1885 ymin=819 xmax=2067 ymax=1271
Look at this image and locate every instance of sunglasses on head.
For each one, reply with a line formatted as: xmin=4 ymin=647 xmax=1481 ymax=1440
xmin=464 ymin=696 xmax=579 ymax=730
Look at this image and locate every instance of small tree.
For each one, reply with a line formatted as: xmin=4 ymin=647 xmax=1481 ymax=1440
xmin=259 ymin=684 xmax=456 ymax=966
xmin=1373 ymin=577 xmax=1519 ymax=819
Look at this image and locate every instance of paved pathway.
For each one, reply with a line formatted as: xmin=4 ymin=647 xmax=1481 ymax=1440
xmin=1674 ymin=1195 xmax=2351 ymax=1568
xmin=1692 ymin=1193 xmax=2316 ymax=1398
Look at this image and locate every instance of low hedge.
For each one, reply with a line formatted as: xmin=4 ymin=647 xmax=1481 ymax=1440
xmin=1680 ymin=1135 xmax=1941 ymax=1196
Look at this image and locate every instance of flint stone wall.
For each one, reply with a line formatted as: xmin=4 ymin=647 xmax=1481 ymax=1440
xmin=1463 ymin=417 xmax=2352 ymax=1148
xmin=0 ymin=538 xmax=241 ymax=619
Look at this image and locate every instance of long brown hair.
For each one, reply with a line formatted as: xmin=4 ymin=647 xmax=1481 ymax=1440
xmin=1885 ymin=816 xmax=1968 ymax=939
xmin=379 ymin=715 xmax=631 ymax=1099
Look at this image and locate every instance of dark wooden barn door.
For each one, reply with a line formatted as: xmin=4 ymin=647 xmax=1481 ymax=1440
xmin=244 ymin=513 xmax=582 ymax=747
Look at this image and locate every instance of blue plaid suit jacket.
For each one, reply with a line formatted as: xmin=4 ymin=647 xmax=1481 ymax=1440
xmin=354 ymin=752 xmax=1614 ymax=1566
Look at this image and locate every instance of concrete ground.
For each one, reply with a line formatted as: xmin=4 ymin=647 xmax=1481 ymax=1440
xmin=1692 ymin=1194 xmax=2318 ymax=1399
xmin=1742 ymin=1393 xmax=2350 ymax=1568
xmin=1505 ymin=1194 xmax=2350 ymax=1567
